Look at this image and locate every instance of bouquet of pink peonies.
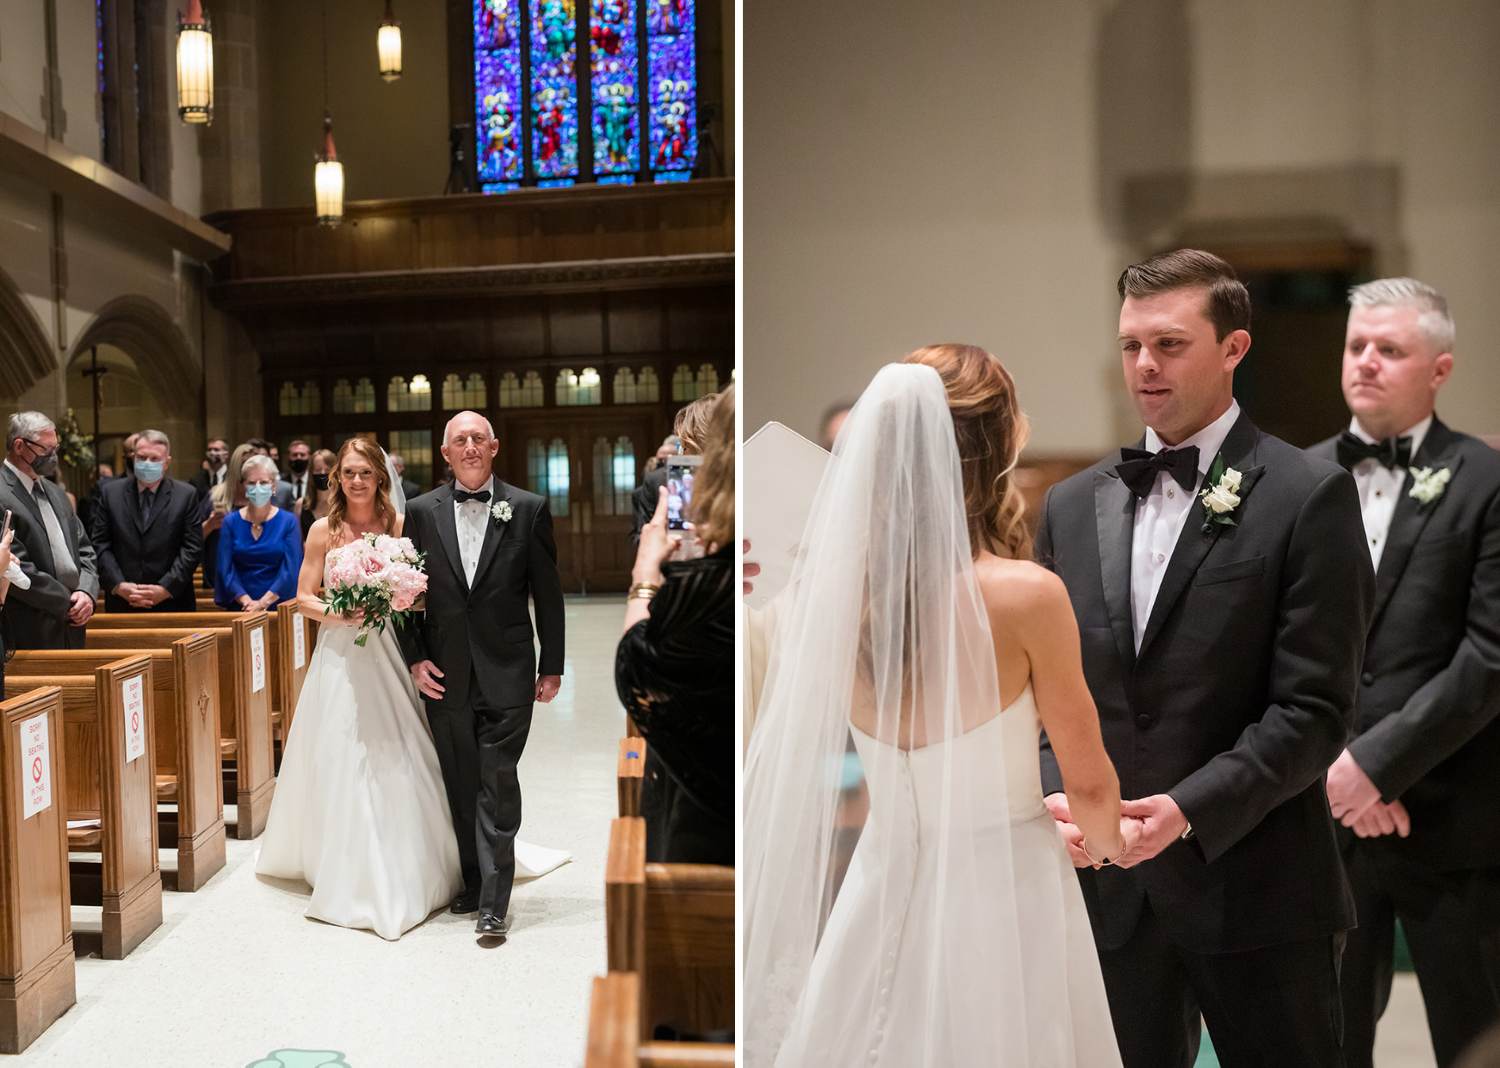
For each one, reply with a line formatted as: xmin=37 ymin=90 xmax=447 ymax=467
xmin=324 ymin=532 xmax=428 ymax=647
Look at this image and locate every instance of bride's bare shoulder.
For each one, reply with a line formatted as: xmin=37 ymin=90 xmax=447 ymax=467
xmin=973 ymin=553 xmax=1069 ymax=625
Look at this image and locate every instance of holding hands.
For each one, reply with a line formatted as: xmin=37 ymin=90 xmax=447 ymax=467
xmin=1047 ymin=792 xmax=1183 ymax=870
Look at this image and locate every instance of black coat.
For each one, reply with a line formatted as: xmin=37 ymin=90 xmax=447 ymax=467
xmin=91 ymin=477 xmax=203 ymax=612
xmin=1308 ymin=416 xmax=1500 ymax=872
xmin=631 ymin=466 xmax=671 ymax=546
xmin=1036 ymin=411 xmax=1374 ymax=953
xmin=0 ymin=465 xmax=99 ymax=649
xmin=399 ymin=481 xmax=566 ymax=710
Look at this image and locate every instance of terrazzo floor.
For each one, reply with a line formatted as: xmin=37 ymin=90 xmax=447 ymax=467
xmin=11 ymin=597 xmax=631 ymax=1068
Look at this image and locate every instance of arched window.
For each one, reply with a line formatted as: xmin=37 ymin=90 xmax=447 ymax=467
xmin=388 ymin=430 xmax=433 ymax=491
xmin=637 ymin=366 xmax=660 ymax=401
xmin=333 ymin=377 xmax=377 ymax=413
xmin=528 ymin=437 xmax=571 ymax=515
xmin=694 ymin=362 xmax=719 ymax=396
xmin=592 ymin=435 xmax=635 ymax=515
xmin=442 ymin=372 xmax=487 ymax=409
xmin=499 ymin=370 xmax=546 ymax=407
xmin=387 ymin=374 xmax=433 ymax=412
xmin=613 ymin=366 xmax=636 ymax=404
xmin=671 ymin=363 xmax=695 ymax=401
xmin=556 ymin=367 xmax=602 ymax=406
xmin=473 ymin=0 xmax=698 ymax=192
xmin=278 ymin=380 xmax=321 ymax=416
xmin=278 ymin=381 xmax=300 ymax=416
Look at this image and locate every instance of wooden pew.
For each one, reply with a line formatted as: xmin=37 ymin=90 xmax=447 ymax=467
xmin=618 ymin=738 xmax=646 ymax=818
xmin=2 ymin=658 xmax=163 ymax=959
xmin=585 ymin=972 xmax=734 ymax=1068
xmin=275 ymin=601 xmax=318 ymax=744
xmin=605 ymin=818 xmax=734 ymax=1042
xmin=0 ymin=687 xmax=76 ymax=1054
xmin=9 ymin=634 xmax=226 ymax=891
xmin=86 ymin=616 xmax=274 ymax=839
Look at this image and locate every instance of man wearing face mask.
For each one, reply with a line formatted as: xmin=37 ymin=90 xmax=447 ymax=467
xmin=190 ymin=438 xmax=230 ymax=501
xmin=0 ymin=411 xmax=100 ymax=648
xmin=91 ymin=428 xmax=203 ymax=612
xmin=285 ymin=440 xmax=312 ymax=502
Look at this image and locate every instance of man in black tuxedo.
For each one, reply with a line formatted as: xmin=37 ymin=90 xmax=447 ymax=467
xmin=188 ymin=438 xmax=229 ymax=501
xmin=1307 ymin=278 xmax=1500 ymax=1068
xmin=402 ymin=410 xmax=565 ymax=940
xmin=0 ymin=411 xmax=99 ymax=648
xmin=1036 ymin=250 xmax=1375 ymax=1067
xmin=92 ymin=429 xmax=203 ymax=612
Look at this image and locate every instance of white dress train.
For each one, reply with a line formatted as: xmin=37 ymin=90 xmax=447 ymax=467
xmin=256 ymin=584 xmax=570 ymax=940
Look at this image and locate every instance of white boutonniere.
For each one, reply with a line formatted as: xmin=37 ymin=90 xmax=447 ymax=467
xmin=1199 ymin=455 xmax=1243 ymax=533
xmin=491 ymin=500 xmax=513 ymax=524
xmin=1409 ymin=466 xmax=1452 ymax=506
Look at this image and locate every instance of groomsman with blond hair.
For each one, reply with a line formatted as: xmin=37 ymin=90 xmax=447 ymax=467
xmin=1310 ymin=278 xmax=1500 ymax=1068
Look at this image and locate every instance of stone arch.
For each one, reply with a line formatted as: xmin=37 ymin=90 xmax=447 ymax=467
xmin=69 ymin=296 xmax=201 ymax=418
xmin=0 ymin=264 xmax=56 ymax=398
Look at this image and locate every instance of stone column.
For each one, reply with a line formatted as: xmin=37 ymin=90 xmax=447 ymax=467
xmin=199 ymin=0 xmax=261 ymax=212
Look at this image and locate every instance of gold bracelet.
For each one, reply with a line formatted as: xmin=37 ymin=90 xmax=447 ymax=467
xmin=628 ymin=582 xmax=660 ymax=602
xmin=1080 ymin=838 xmax=1114 ymax=867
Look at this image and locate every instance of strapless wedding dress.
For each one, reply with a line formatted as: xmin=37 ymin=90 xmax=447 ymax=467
xmin=773 ymin=686 xmax=1123 ymax=1067
xmin=256 ymin=574 xmax=570 ymax=940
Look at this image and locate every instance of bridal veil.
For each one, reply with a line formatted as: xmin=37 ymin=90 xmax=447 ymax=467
xmin=743 ymin=363 xmax=1036 ymax=1066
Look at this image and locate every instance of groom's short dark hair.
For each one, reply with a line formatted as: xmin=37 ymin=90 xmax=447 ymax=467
xmin=1118 ymin=249 xmax=1251 ymax=342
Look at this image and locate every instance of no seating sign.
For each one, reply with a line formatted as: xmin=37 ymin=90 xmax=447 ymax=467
xmin=124 ymin=675 xmax=146 ymax=763
xmin=21 ymin=713 xmax=50 ymax=819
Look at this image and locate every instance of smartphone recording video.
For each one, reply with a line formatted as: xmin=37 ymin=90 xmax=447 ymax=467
xmin=663 ymin=454 xmax=702 ymax=531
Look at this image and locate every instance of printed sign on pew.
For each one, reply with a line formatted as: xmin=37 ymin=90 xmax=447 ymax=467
xmin=22 ymin=713 xmax=50 ymax=818
xmin=293 ymin=614 xmax=306 ymax=671
xmin=251 ymin=627 xmax=266 ymax=693
xmin=124 ymin=675 xmax=146 ymax=763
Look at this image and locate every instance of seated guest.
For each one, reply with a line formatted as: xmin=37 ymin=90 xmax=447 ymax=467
xmin=216 ymin=454 xmax=302 ymax=611
xmin=0 ymin=411 xmax=99 ymax=648
xmin=616 ymin=386 xmax=734 ymax=865
xmin=198 ymin=442 xmax=255 ymax=591
xmin=92 ymin=428 xmax=202 ymax=612
xmin=631 ymin=393 xmax=719 ymax=545
xmin=296 ymin=448 xmax=337 ymax=540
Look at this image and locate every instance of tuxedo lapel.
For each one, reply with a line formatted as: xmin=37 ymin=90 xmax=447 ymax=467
xmin=1371 ymin=418 xmax=1463 ymax=626
xmin=468 ymin=483 xmax=514 ymax=595
xmin=431 ymin=485 xmax=469 ymax=593
xmin=1138 ymin=414 xmax=1266 ymax=661
xmin=1094 ymin=467 xmax=1138 ymax=671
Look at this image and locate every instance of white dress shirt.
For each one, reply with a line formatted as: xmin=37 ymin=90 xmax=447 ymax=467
xmin=452 ymin=475 xmax=496 ymax=587
xmin=1130 ymin=401 xmax=1242 ymax=651
xmin=1347 ymin=415 xmax=1432 ymax=572
xmin=4 ymin=458 xmax=78 ymax=591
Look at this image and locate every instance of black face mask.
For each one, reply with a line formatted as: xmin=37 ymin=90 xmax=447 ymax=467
xmin=21 ymin=439 xmax=59 ymax=478
xmin=313 ymin=473 xmax=330 ymax=491
xmin=289 ymin=458 xmax=309 ymax=474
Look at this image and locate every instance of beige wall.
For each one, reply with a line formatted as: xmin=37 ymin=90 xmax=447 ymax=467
xmin=746 ymin=0 xmax=1500 ymax=450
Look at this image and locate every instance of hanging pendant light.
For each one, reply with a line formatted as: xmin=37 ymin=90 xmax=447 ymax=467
xmin=378 ymin=0 xmax=402 ymax=82
xmin=176 ymin=0 xmax=214 ymax=124
xmin=315 ymin=115 xmax=344 ymax=226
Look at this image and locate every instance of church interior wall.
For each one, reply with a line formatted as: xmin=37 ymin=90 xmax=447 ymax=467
xmin=746 ymin=0 xmax=1500 ymax=453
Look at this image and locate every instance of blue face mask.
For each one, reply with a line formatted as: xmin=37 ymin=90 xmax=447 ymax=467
xmin=245 ymin=483 xmax=275 ymax=508
xmin=134 ymin=460 xmax=164 ymax=484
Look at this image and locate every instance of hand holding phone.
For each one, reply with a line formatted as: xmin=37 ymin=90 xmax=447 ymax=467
xmin=663 ymin=454 xmax=702 ymax=531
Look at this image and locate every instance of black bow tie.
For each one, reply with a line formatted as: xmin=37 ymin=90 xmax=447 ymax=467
xmin=1336 ymin=431 xmax=1412 ymax=472
xmin=454 ymin=488 xmax=491 ymax=505
xmin=1115 ymin=445 xmax=1201 ymax=499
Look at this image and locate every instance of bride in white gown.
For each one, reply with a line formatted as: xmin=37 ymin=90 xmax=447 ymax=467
xmin=256 ymin=439 xmax=567 ymax=941
xmin=744 ymin=349 xmax=1135 ymax=1066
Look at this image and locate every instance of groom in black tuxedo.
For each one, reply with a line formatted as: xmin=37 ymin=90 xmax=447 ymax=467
xmin=1307 ymin=279 xmax=1500 ymax=1068
xmin=402 ymin=410 xmax=566 ymax=939
xmin=1036 ymin=249 xmax=1374 ymax=1067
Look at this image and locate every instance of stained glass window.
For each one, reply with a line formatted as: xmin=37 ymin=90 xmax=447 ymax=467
xmin=528 ymin=437 xmax=572 ymax=515
xmin=671 ymin=363 xmax=695 ymax=401
xmin=442 ymin=372 xmax=488 ymax=409
xmin=387 ymin=375 xmax=433 ymax=412
xmin=389 ymin=430 xmax=433 ymax=491
xmin=556 ymin=367 xmax=602 ymax=405
xmin=333 ymin=377 xmax=377 ymax=413
xmin=278 ymin=381 xmax=322 ymax=416
xmin=592 ymin=435 xmax=635 ymax=514
xmin=694 ymin=362 xmax=718 ymax=396
xmin=475 ymin=0 xmax=695 ymax=189
xmin=612 ymin=366 xmax=659 ymax=403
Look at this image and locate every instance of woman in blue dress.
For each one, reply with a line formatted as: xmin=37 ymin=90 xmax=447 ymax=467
xmin=215 ymin=453 xmax=302 ymax=611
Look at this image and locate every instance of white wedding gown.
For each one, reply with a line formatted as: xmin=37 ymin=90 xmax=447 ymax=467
xmin=256 ymin=559 xmax=570 ymax=941
xmin=773 ymin=685 xmax=1123 ymax=1068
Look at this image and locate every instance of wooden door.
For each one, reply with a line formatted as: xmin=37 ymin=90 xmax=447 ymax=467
xmin=504 ymin=413 xmax=657 ymax=593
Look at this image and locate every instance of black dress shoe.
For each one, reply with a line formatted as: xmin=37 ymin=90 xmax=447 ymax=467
xmin=475 ymin=913 xmax=507 ymax=937
xmin=450 ymin=887 xmax=481 ymax=915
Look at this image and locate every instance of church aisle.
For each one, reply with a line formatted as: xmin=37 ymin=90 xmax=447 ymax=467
xmin=13 ymin=597 xmax=629 ymax=1068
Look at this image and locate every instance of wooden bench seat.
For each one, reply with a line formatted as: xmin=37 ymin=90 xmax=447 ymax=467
xmin=605 ymin=818 xmax=734 ymax=1042
xmin=618 ymin=738 xmax=646 ymax=818
xmin=86 ymin=615 xmax=273 ymax=839
xmin=0 ymin=687 xmax=76 ymax=1054
xmin=2 ymin=658 xmax=163 ymax=960
xmin=10 ymin=634 xmax=226 ymax=891
xmin=586 ymin=972 xmax=734 ymax=1068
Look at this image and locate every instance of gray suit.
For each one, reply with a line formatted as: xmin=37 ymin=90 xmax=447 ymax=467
xmin=0 ymin=464 xmax=99 ymax=649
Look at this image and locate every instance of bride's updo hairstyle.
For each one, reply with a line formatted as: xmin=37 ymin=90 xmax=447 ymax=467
xmin=902 ymin=343 xmax=1032 ymax=561
xmin=326 ymin=437 xmax=397 ymax=543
